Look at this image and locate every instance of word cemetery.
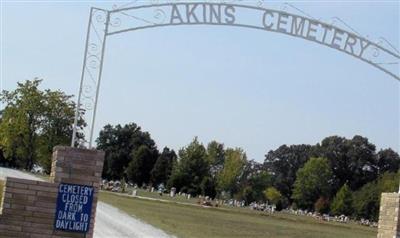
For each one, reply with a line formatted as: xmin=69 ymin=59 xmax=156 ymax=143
xmin=54 ymin=183 xmax=95 ymax=233
xmin=168 ymin=3 xmax=370 ymax=60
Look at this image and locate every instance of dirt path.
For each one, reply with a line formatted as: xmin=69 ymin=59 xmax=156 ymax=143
xmin=0 ymin=167 xmax=173 ymax=238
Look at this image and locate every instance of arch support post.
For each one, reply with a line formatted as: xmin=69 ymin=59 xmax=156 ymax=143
xmin=71 ymin=7 xmax=109 ymax=148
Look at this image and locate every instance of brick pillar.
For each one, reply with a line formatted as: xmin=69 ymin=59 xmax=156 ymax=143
xmin=377 ymin=193 xmax=400 ymax=238
xmin=0 ymin=146 xmax=104 ymax=238
xmin=50 ymin=146 xmax=104 ymax=238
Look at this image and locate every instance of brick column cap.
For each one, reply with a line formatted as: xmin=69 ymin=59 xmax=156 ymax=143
xmin=381 ymin=192 xmax=400 ymax=197
xmin=53 ymin=146 xmax=105 ymax=156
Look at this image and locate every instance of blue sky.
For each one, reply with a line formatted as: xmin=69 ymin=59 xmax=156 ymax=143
xmin=1 ymin=1 xmax=399 ymax=161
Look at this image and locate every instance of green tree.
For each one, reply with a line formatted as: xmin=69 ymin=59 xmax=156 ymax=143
xmin=0 ymin=79 xmax=83 ymax=171
xmin=168 ymin=137 xmax=209 ymax=195
xmin=206 ymin=141 xmax=225 ymax=177
xmin=217 ymin=148 xmax=247 ymax=197
xmin=200 ymin=176 xmax=217 ymax=198
xmin=330 ymin=184 xmax=353 ymax=216
xmin=37 ymin=90 xmax=84 ymax=172
xmin=352 ymin=182 xmax=379 ymax=220
xmin=346 ymin=136 xmax=378 ymax=189
xmin=126 ymin=145 xmax=158 ymax=186
xmin=292 ymin=157 xmax=333 ymax=210
xmin=0 ymin=147 xmax=9 ymax=167
xmin=376 ymin=148 xmax=400 ymax=174
xmin=150 ymin=147 xmax=177 ymax=185
xmin=353 ymin=172 xmax=399 ymax=221
xmin=97 ymin=123 xmax=158 ymax=180
xmin=317 ymin=135 xmax=378 ymax=192
xmin=0 ymin=113 xmax=11 ymax=167
xmin=237 ymin=168 xmax=271 ymax=202
xmin=264 ymin=144 xmax=315 ymax=201
xmin=264 ymin=187 xmax=282 ymax=205
xmin=0 ymin=80 xmax=44 ymax=170
xmin=314 ymin=197 xmax=330 ymax=214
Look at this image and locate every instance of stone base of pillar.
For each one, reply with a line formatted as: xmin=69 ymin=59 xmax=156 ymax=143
xmin=377 ymin=193 xmax=400 ymax=238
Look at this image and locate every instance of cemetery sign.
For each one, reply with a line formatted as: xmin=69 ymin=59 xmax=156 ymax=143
xmin=54 ymin=183 xmax=94 ymax=233
xmin=71 ymin=2 xmax=400 ymax=149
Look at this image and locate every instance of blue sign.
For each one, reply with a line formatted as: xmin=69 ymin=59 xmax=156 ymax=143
xmin=54 ymin=183 xmax=94 ymax=233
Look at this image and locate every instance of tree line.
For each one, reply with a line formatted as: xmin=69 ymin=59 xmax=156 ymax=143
xmin=1 ymin=80 xmax=399 ymax=221
xmin=97 ymin=123 xmax=268 ymax=202
xmin=97 ymin=123 xmax=400 ymax=221
xmin=265 ymin=137 xmax=400 ymax=220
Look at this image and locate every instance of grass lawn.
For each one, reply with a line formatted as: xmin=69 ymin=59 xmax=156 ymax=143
xmin=99 ymin=192 xmax=377 ymax=238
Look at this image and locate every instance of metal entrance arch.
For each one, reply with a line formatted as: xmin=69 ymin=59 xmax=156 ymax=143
xmin=71 ymin=2 xmax=400 ymax=148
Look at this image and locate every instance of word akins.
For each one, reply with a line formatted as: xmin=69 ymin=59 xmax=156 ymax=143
xmin=170 ymin=3 xmax=235 ymax=24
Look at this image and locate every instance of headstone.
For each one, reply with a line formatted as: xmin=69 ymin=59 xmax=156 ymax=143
xmin=170 ymin=187 xmax=176 ymax=197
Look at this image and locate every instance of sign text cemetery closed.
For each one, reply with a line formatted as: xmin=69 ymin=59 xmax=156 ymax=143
xmin=54 ymin=183 xmax=94 ymax=233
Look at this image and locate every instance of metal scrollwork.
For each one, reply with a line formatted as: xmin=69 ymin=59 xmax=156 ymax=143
xmin=153 ymin=9 xmax=166 ymax=24
xmin=373 ymin=39 xmax=385 ymax=58
xmin=378 ymin=37 xmax=400 ymax=54
xmin=280 ymin=3 xmax=289 ymax=12
xmin=89 ymin=43 xmax=98 ymax=53
xmin=372 ymin=47 xmax=380 ymax=58
xmin=95 ymin=12 xmax=106 ymax=24
xmin=329 ymin=17 xmax=338 ymax=27
xmin=255 ymin=0 xmax=264 ymax=8
xmin=72 ymin=7 xmax=109 ymax=148
xmin=109 ymin=16 xmax=122 ymax=27
xmin=72 ymin=1 xmax=400 ymax=149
